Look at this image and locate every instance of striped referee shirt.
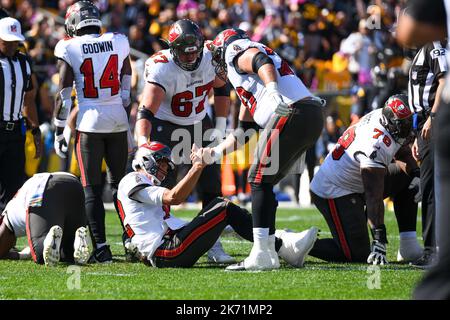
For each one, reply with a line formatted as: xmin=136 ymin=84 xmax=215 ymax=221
xmin=0 ymin=52 xmax=32 ymax=122
xmin=408 ymin=41 xmax=448 ymax=114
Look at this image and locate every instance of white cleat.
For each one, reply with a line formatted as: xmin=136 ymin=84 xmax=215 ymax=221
xmin=43 ymin=225 xmax=63 ymax=267
xmin=226 ymin=249 xmax=278 ymax=271
xmin=278 ymin=227 xmax=318 ymax=267
xmin=74 ymin=227 xmax=90 ymax=265
xmin=207 ymin=240 xmax=236 ymax=264
xmin=18 ymin=246 xmax=31 ymax=260
xmin=397 ymin=238 xmax=423 ymax=262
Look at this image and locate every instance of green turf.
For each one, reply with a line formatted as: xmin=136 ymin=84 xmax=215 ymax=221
xmin=0 ymin=208 xmax=425 ymax=299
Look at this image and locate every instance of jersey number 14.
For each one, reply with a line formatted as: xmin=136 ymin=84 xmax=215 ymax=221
xmin=80 ymin=54 xmax=120 ymax=98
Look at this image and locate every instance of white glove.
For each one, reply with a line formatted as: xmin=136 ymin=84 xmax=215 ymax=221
xmin=210 ymin=116 xmax=227 ymax=142
xmin=367 ymin=240 xmax=388 ymax=265
xmin=266 ymin=82 xmax=291 ymax=117
xmin=54 ymin=127 xmax=71 ymax=159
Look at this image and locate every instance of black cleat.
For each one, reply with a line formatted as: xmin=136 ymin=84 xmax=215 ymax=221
xmin=410 ymin=248 xmax=436 ymax=269
xmin=88 ymin=245 xmax=113 ymax=264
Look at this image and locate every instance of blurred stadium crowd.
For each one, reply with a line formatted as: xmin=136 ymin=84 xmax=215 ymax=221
xmin=2 ymin=0 xmax=411 ymax=204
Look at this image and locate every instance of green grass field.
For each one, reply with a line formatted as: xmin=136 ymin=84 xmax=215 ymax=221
xmin=0 ymin=207 xmax=425 ymax=300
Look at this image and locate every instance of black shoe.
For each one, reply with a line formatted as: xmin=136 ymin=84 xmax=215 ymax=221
xmin=410 ymin=249 xmax=435 ymax=269
xmin=88 ymin=245 xmax=113 ymax=264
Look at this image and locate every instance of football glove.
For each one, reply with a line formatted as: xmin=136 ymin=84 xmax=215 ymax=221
xmin=367 ymin=240 xmax=388 ymax=265
xmin=54 ymin=127 xmax=70 ymax=159
xmin=266 ymin=82 xmax=291 ymax=117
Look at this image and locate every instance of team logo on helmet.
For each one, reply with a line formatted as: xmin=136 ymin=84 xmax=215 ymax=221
xmin=168 ymin=24 xmax=182 ymax=43
xmin=387 ymin=97 xmax=411 ymax=119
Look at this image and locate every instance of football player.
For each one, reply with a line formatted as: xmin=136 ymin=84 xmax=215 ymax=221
xmin=309 ymin=94 xmax=423 ymax=264
xmin=0 ymin=172 xmax=89 ymax=266
xmin=52 ymin=1 xmax=132 ymax=263
xmin=134 ymin=19 xmax=233 ymax=263
xmin=117 ymin=142 xmax=317 ymax=268
xmin=204 ymin=28 xmax=324 ymax=270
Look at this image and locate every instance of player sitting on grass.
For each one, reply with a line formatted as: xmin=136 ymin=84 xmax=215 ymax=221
xmin=0 ymin=172 xmax=90 ymax=266
xmin=117 ymin=142 xmax=318 ymax=268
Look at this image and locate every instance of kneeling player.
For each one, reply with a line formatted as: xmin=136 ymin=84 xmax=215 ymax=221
xmin=117 ymin=142 xmax=318 ymax=269
xmin=309 ymin=94 xmax=422 ymax=264
xmin=0 ymin=172 xmax=90 ymax=266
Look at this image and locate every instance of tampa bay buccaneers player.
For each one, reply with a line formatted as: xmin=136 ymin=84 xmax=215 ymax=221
xmin=52 ymin=1 xmax=132 ymax=263
xmin=134 ymin=19 xmax=233 ymax=263
xmin=309 ymin=94 xmax=423 ymax=265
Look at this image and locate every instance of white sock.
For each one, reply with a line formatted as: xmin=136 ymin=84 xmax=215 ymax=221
xmin=400 ymin=231 xmax=417 ymax=240
xmin=268 ymin=234 xmax=276 ymax=251
xmin=96 ymin=242 xmax=107 ymax=249
xmin=252 ymin=228 xmax=269 ymax=251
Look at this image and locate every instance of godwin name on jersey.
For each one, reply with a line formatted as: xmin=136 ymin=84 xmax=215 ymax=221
xmin=310 ymin=109 xmax=403 ymax=199
xmin=54 ymin=33 xmax=130 ymax=133
xmin=144 ymin=48 xmax=216 ymax=126
xmin=117 ymin=172 xmax=187 ymax=264
xmin=223 ymin=38 xmax=311 ymax=128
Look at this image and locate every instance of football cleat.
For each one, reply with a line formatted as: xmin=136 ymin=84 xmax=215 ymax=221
xmin=18 ymin=246 xmax=31 ymax=260
xmin=43 ymin=225 xmax=63 ymax=267
xmin=88 ymin=245 xmax=113 ymax=264
xmin=277 ymin=227 xmax=318 ymax=267
xmin=207 ymin=240 xmax=236 ymax=264
xmin=226 ymin=248 xmax=277 ymax=271
xmin=124 ymin=237 xmax=141 ymax=262
xmin=73 ymin=227 xmax=90 ymax=265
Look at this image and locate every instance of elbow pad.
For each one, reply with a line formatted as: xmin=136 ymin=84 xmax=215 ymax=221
xmin=54 ymin=87 xmax=72 ymax=127
xmin=213 ymin=83 xmax=231 ymax=97
xmin=136 ymin=106 xmax=155 ymax=122
xmin=252 ymin=52 xmax=274 ymax=74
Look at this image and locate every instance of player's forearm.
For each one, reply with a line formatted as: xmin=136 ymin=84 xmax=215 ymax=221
xmin=431 ymin=78 xmax=445 ymax=114
xmin=366 ymin=198 xmax=385 ymax=228
xmin=163 ymin=164 xmax=204 ymax=205
xmin=257 ymin=63 xmax=278 ymax=85
xmin=22 ymin=97 xmax=40 ymax=129
xmin=135 ymin=115 xmax=152 ymax=146
xmin=214 ymin=96 xmax=230 ymax=118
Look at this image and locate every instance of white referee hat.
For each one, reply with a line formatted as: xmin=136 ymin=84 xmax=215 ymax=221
xmin=0 ymin=17 xmax=25 ymax=42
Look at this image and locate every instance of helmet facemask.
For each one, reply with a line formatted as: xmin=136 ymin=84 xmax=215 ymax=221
xmin=210 ymin=45 xmax=227 ymax=81
xmin=168 ymin=20 xmax=204 ymax=72
xmin=381 ymin=94 xmax=413 ymax=144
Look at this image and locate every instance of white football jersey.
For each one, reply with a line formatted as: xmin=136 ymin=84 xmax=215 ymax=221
xmin=144 ymin=48 xmax=216 ymax=126
xmin=310 ymin=109 xmax=402 ymax=199
xmin=1 ymin=172 xmax=75 ymax=237
xmin=117 ymin=171 xmax=187 ymax=264
xmin=54 ymin=33 xmax=130 ymax=133
xmin=223 ymin=38 xmax=311 ymax=128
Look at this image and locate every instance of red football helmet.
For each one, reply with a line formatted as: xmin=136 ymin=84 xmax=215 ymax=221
xmin=381 ymin=94 xmax=413 ymax=142
xmin=132 ymin=142 xmax=174 ymax=185
xmin=167 ymin=19 xmax=204 ymax=71
xmin=208 ymin=28 xmax=249 ymax=81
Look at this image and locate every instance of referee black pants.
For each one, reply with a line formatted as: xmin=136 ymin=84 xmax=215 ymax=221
xmin=309 ymin=163 xmax=417 ymax=262
xmin=27 ymin=174 xmax=86 ymax=264
xmin=248 ymin=100 xmax=323 ymax=234
xmin=152 ymin=198 xmax=254 ymax=267
xmin=0 ymin=128 xmax=25 ymax=212
xmin=414 ymin=95 xmax=450 ymax=300
xmin=417 ymin=119 xmax=436 ymax=249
